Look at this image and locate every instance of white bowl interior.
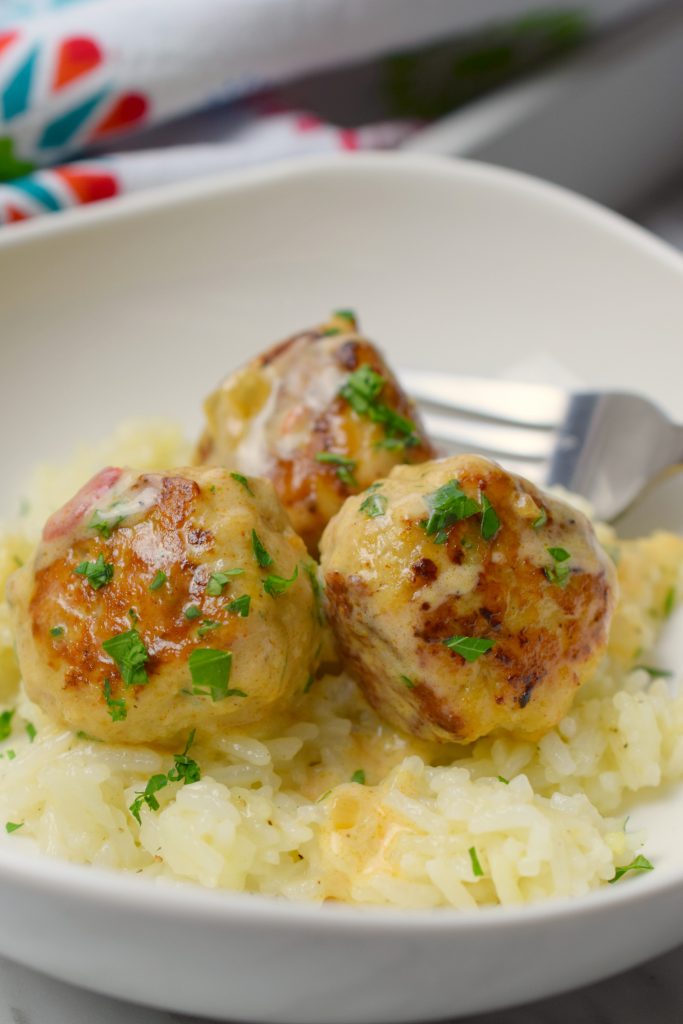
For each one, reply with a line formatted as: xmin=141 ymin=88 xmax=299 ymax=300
xmin=0 ymin=154 xmax=682 ymax=1022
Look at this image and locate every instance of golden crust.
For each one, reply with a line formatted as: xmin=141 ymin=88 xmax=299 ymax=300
xmin=195 ymin=313 xmax=435 ymax=554
xmin=320 ymin=455 xmax=618 ymax=744
xmin=9 ymin=467 xmax=321 ymax=745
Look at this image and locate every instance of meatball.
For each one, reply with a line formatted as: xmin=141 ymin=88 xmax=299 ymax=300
xmin=8 ymin=466 xmax=321 ymax=745
xmin=320 ymin=455 xmax=617 ymax=744
xmin=195 ymin=311 xmax=435 ymax=554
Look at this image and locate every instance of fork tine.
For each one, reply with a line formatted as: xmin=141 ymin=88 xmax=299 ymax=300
xmin=421 ymin=410 xmax=557 ymax=461
xmin=401 ymin=371 xmax=569 ymax=429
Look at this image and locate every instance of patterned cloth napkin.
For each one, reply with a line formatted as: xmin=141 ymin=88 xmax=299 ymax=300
xmin=0 ymin=0 xmax=589 ymax=226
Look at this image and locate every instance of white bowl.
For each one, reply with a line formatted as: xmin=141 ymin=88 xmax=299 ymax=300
xmin=1 ymin=154 xmax=682 ymax=1022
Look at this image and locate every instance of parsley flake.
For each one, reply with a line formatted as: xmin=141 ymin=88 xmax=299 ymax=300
xmin=251 ymin=530 xmax=273 ymax=569
xmin=50 ymin=625 xmax=65 ymax=637
xmin=227 ymin=594 xmax=250 ymax=617
xmin=184 ymin=605 xmax=201 ymax=620
xmin=360 ymin=492 xmax=388 ymax=518
xmin=609 ymin=854 xmax=654 ymax=883
xmin=340 ymin=365 xmax=420 ymax=450
xmin=0 ymin=711 xmax=14 ymax=742
xmin=480 ymin=494 xmax=500 ymax=540
xmin=302 ymin=561 xmax=324 ymax=623
xmin=25 ymin=722 xmax=36 ymax=743
xmin=469 ymin=846 xmax=484 ymax=877
xmin=88 ymin=508 xmax=124 ymax=539
xmin=333 ymin=308 xmax=357 ymax=327
xmin=167 ymin=729 xmax=201 ymax=785
xmin=443 ymin=635 xmax=496 ymax=662
xmin=197 ymin=620 xmax=221 ymax=638
xmin=532 ymin=508 xmax=548 ymax=530
xmin=636 ymin=665 xmax=673 ymax=679
xmin=400 ymin=674 xmax=416 ymax=689
xmin=263 ymin=566 xmax=299 ymax=597
xmin=422 ymin=480 xmax=480 ymax=544
xmin=206 ymin=568 xmax=244 ymax=596
xmin=149 ymin=570 xmax=167 ymax=591
xmin=303 ymin=674 xmax=315 ymax=694
xmin=350 ymin=769 xmax=366 ymax=785
xmin=315 ymin=452 xmax=358 ymax=488
xmin=497 ymin=775 xmax=510 ymax=785
xmin=664 ymin=587 xmax=676 ymax=618
xmin=5 ymin=822 xmax=23 ymax=834
xmin=545 ymin=546 xmax=571 ymax=587
xmin=74 ymin=553 xmax=114 ymax=590
xmin=103 ymin=678 xmax=127 ymax=722
xmin=102 ymin=629 xmax=149 ymax=686
xmin=230 ymin=472 xmax=254 ymax=496
xmin=189 ymin=648 xmax=245 ymax=701
xmin=129 ymin=774 xmax=169 ymax=824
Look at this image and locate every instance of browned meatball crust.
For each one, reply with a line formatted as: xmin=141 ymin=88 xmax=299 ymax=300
xmin=320 ymin=455 xmax=617 ymax=744
xmin=195 ymin=311 xmax=435 ymax=554
xmin=8 ymin=466 xmax=321 ymax=744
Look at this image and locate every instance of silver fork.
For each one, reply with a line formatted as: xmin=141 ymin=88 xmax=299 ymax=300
xmin=399 ymin=371 xmax=683 ymax=522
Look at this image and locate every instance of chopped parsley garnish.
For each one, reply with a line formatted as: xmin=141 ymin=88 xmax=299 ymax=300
xmin=129 ymin=731 xmax=202 ymax=823
xmin=443 ymin=635 xmax=496 ymax=662
xmin=0 ymin=710 xmax=14 ymax=742
xmin=230 ymin=472 xmax=254 ymax=496
xmin=88 ymin=508 xmax=124 ymax=539
xmin=480 ymin=494 xmax=500 ymax=540
xmin=497 ymin=775 xmax=510 ymax=785
xmin=149 ymin=570 xmax=167 ymax=591
xmin=422 ymin=480 xmax=480 ymax=544
xmin=469 ymin=846 xmax=484 ymax=877
xmin=227 ymin=594 xmax=250 ymax=617
xmin=317 ymin=789 xmax=332 ymax=803
xmin=303 ymin=674 xmax=315 ymax=694
xmin=5 ymin=822 xmax=23 ymax=834
xmin=609 ymin=854 xmax=654 ymax=883
xmin=128 ymin=608 xmax=139 ymax=624
xmin=302 ymin=561 xmax=324 ymax=623
xmin=315 ymin=452 xmax=357 ymax=488
xmin=74 ymin=553 xmax=114 ymax=590
xmin=532 ymin=507 xmax=548 ymax=530
xmin=103 ymin=678 xmax=127 ymax=722
xmin=5 ymin=750 xmax=14 ymax=761
xmin=400 ymin=674 xmax=416 ymax=689
xmin=636 ymin=665 xmax=673 ymax=679
xmin=263 ymin=566 xmax=298 ymax=597
xmin=197 ymin=620 xmax=220 ymax=638
xmin=339 ymin=365 xmax=420 ymax=450
xmin=360 ymin=492 xmax=388 ymax=518
xmin=333 ymin=308 xmax=357 ymax=326
xmin=75 ymin=731 xmax=102 ymax=742
xmin=102 ymin=629 xmax=149 ymax=686
xmin=184 ymin=604 xmax=201 ymax=620
xmin=129 ymin=774 xmax=169 ymax=823
xmin=167 ymin=729 xmax=202 ymax=785
xmin=664 ymin=587 xmax=676 ymax=618
xmin=350 ymin=769 xmax=366 ymax=785
xmin=189 ymin=648 xmax=244 ymax=701
xmin=25 ymin=722 xmax=36 ymax=743
xmin=251 ymin=530 xmax=273 ymax=569
xmin=206 ymin=568 xmax=244 ymax=596
xmin=321 ymin=327 xmax=341 ymax=337
xmin=50 ymin=625 xmax=65 ymax=637
xmin=545 ymin=546 xmax=571 ymax=587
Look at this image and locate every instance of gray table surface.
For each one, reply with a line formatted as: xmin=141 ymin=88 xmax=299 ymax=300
xmin=1 ymin=941 xmax=683 ymax=1024
xmin=5 ymin=183 xmax=683 ymax=1024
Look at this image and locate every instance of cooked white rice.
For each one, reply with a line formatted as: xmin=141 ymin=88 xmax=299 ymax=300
xmin=0 ymin=419 xmax=681 ymax=909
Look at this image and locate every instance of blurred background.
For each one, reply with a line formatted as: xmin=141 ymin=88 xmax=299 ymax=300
xmin=0 ymin=0 xmax=682 ymax=247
